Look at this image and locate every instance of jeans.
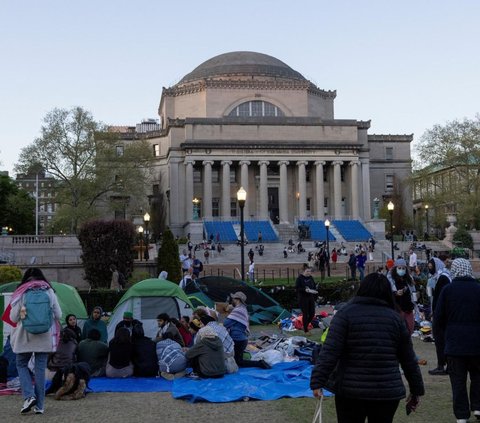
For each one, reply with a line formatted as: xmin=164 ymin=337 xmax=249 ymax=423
xmin=298 ymin=296 xmax=315 ymax=332
xmin=16 ymin=352 xmax=49 ymax=410
xmin=335 ymin=395 xmax=400 ymax=423
xmin=447 ymin=355 xmax=480 ymax=419
xmin=358 ymin=267 xmax=365 ymax=281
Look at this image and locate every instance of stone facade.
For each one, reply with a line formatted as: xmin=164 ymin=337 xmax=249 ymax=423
xmin=126 ymin=51 xmax=412 ymax=236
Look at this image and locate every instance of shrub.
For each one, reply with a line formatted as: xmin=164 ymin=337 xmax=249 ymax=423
xmin=453 ymin=227 xmax=473 ymax=250
xmin=129 ymin=269 xmax=151 ymax=286
xmin=0 ymin=265 xmax=22 ymax=284
xmin=157 ymin=228 xmax=182 ymax=283
xmin=78 ymin=219 xmax=136 ymax=288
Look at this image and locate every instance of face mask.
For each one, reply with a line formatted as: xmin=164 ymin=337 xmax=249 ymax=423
xmin=397 ymin=269 xmax=406 ymax=277
xmin=428 ymin=267 xmax=435 ymax=275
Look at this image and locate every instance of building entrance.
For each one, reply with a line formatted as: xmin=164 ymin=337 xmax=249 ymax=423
xmin=268 ymin=187 xmax=279 ymax=224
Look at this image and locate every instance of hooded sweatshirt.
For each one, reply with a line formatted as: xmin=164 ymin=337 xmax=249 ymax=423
xmin=185 ymin=335 xmax=226 ymax=377
xmin=429 ymin=257 xmax=451 ymax=313
xmin=82 ymin=308 xmax=108 ymax=343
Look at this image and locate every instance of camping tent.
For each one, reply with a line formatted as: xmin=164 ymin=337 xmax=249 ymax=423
xmin=107 ymin=278 xmax=193 ymax=341
xmin=184 ymin=276 xmax=290 ymax=324
xmin=0 ymin=281 xmax=88 ymax=352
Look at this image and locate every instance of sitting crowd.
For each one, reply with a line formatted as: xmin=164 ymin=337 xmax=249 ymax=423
xmin=44 ymin=291 xmax=270 ymax=381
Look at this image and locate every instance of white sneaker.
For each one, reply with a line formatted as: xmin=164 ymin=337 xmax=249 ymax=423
xmin=20 ymin=396 xmax=36 ymax=414
xmin=33 ymin=406 xmax=44 ymax=415
xmin=474 ymin=410 xmax=480 ymax=420
xmin=456 ymin=419 xmax=468 ymax=423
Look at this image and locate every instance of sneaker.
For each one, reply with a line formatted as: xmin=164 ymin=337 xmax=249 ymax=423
xmin=186 ymin=372 xmax=200 ymax=379
xmin=20 ymin=396 xmax=37 ymax=414
xmin=474 ymin=410 xmax=480 ymax=420
xmin=428 ymin=367 xmax=448 ymax=376
xmin=160 ymin=371 xmax=175 ymax=381
xmin=33 ymin=406 xmax=44 ymax=415
xmin=456 ymin=419 xmax=468 ymax=423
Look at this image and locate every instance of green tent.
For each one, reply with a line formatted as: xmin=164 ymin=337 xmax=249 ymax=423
xmin=0 ymin=281 xmax=88 ymax=352
xmin=107 ymin=278 xmax=194 ymax=340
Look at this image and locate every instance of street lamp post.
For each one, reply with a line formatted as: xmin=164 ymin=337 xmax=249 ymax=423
xmin=138 ymin=226 xmax=144 ymax=261
xmin=325 ymin=219 xmax=331 ymax=277
xmin=192 ymin=198 xmax=199 ymax=220
xmin=425 ymin=204 xmax=429 ymax=240
xmin=387 ymin=201 xmax=395 ymax=259
xmin=237 ymin=187 xmax=247 ymax=281
xmin=143 ymin=212 xmax=150 ymax=261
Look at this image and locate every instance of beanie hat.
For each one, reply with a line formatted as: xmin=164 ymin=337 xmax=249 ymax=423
xmin=450 ymin=258 xmax=473 ymax=279
xmin=394 ymin=258 xmax=407 ymax=267
xmin=123 ymin=311 xmax=133 ymax=319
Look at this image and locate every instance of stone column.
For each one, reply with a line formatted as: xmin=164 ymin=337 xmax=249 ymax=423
xmin=239 ymin=160 xmax=250 ymax=217
xmin=332 ymin=160 xmax=343 ymax=218
xmin=279 ymin=160 xmax=290 ymax=223
xmin=184 ymin=160 xmax=195 ymax=220
xmin=202 ymin=160 xmax=214 ymax=219
xmin=361 ymin=160 xmax=372 ymax=219
xmin=258 ymin=160 xmax=269 ymax=219
xmin=221 ymin=160 xmax=232 ymax=218
xmin=315 ymin=161 xmax=325 ymax=219
xmin=350 ymin=160 xmax=360 ymax=219
xmin=297 ymin=161 xmax=308 ymax=220
xmin=169 ymin=161 xmax=180 ymax=227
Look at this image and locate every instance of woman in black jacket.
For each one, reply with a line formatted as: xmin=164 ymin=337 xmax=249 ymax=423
xmin=295 ymin=264 xmax=317 ymax=335
xmin=310 ymin=273 xmax=424 ymax=423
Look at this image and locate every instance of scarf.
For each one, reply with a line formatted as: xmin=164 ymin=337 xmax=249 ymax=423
xmin=227 ymin=304 xmax=250 ymax=330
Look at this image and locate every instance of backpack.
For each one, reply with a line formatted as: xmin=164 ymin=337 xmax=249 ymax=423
xmin=22 ymin=288 xmax=52 ymax=334
xmin=118 ymin=272 xmax=127 ymax=289
xmin=197 ymin=260 xmax=204 ymax=272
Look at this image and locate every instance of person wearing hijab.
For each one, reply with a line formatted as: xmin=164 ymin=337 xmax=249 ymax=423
xmin=65 ymin=314 xmax=82 ymax=343
xmin=82 ymin=306 xmax=108 ymax=344
xmin=434 ymin=258 xmax=480 ymax=423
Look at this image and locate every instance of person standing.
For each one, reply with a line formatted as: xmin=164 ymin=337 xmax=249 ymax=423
xmin=331 ymin=248 xmax=338 ymax=270
xmin=357 ymin=250 xmax=367 ymax=281
xmin=435 ymin=258 xmax=480 ymax=423
xmin=109 ymin=264 xmax=120 ymax=292
xmin=408 ymin=249 xmax=418 ymax=273
xmin=388 ymin=259 xmax=416 ymax=334
xmin=295 ymin=264 xmax=318 ymax=335
xmin=348 ymin=251 xmax=357 ymax=281
xmin=428 ymin=257 xmax=451 ymax=376
xmin=310 ymin=273 xmax=424 ymax=423
xmin=7 ymin=268 xmax=62 ymax=415
xmin=248 ymin=260 xmax=255 ymax=283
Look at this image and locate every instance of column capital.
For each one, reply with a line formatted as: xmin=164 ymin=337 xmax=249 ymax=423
xmin=202 ymin=160 xmax=214 ymax=166
xmin=184 ymin=160 xmax=195 ymax=166
xmin=258 ymin=160 xmax=270 ymax=166
xmin=239 ymin=160 xmax=251 ymax=166
xmin=278 ymin=160 xmax=290 ymax=166
xmin=220 ymin=160 xmax=232 ymax=166
xmin=296 ymin=160 xmax=308 ymax=166
xmin=349 ymin=160 xmax=360 ymax=167
xmin=332 ymin=160 xmax=344 ymax=166
xmin=314 ymin=160 xmax=326 ymax=166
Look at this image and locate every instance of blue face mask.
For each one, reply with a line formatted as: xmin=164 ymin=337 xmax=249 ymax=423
xmin=397 ymin=269 xmax=406 ymax=277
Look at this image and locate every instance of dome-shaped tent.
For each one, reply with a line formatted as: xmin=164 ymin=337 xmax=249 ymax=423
xmin=107 ymin=278 xmax=193 ymax=341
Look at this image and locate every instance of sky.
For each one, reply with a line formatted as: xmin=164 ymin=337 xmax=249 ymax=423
xmin=1 ymin=0 xmax=479 ymax=175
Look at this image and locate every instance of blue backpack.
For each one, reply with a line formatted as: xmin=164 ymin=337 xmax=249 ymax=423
xmin=22 ymin=289 xmax=52 ymax=334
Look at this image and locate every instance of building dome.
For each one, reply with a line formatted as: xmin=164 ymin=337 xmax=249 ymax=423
xmin=178 ymin=51 xmax=306 ymax=84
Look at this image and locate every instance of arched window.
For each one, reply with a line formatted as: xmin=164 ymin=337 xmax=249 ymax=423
xmin=228 ymin=100 xmax=284 ymax=117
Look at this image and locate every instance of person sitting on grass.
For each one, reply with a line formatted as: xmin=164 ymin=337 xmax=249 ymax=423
xmin=156 ymin=333 xmax=187 ymax=380
xmin=132 ymin=324 xmax=159 ymax=377
xmin=106 ymin=327 xmax=133 ymax=378
xmin=185 ymin=326 xmax=226 ymax=378
xmin=77 ymin=329 xmax=109 ymax=377
xmin=154 ymin=313 xmax=185 ymax=347
xmin=81 ymin=306 xmax=108 ymax=344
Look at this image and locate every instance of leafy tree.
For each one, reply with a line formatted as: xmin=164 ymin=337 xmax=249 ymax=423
xmin=15 ymin=107 xmax=153 ymax=234
xmin=415 ymin=115 xmax=480 ymax=228
xmin=453 ymin=227 xmax=473 ymax=249
xmin=78 ymin=219 xmax=136 ymax=288
xmin=0 ymin=265 xmax=22 ymax=285
xmin=157 ymin=228 xmax=181 ymax=283
xmin=0 ymin=174 xmax=35 ymax=234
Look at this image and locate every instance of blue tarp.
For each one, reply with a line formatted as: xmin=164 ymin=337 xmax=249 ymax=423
xmin=172 ymin=361 xmax=332 ymax=403
xmin=86 ymin=361 xmax=332 ymax=403
xmin=89 ymin=377 xmax=173 ymax=392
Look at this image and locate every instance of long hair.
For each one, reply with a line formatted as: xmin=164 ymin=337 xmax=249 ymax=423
xmin=356 ymin=273 xmax=395 ymax=309
xmin=113 ymin=327 xmax=131 ymax=344
xmin=20 ymin=267 xmax=50 ymax=286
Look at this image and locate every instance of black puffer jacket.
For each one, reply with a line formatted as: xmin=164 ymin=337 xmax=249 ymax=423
xmin=310 ymin=296 xmax=424 ymax=400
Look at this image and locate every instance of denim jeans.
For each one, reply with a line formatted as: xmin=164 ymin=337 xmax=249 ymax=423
xmin=16 ymin=352 xmax=48 ymax=410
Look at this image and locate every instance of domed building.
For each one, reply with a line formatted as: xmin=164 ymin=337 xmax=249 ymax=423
xmin=144 ymin=51 xmax=412 ymax=237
